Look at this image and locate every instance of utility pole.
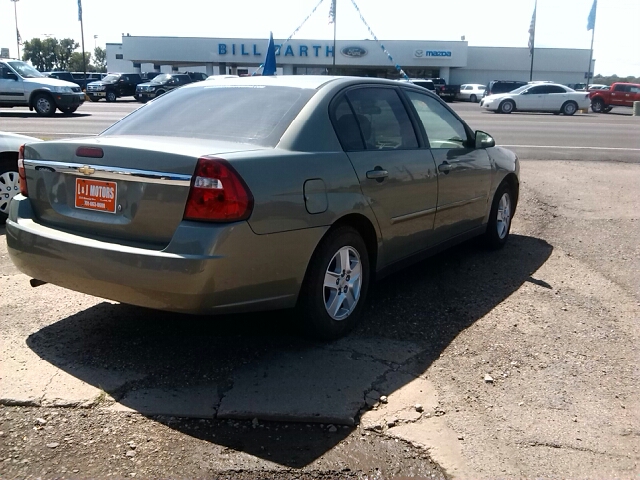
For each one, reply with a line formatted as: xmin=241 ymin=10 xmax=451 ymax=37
xmin=10 ymin=0 xmax=20 ymax=59
xmin=78 ymin=0 xmax=87 ymax=85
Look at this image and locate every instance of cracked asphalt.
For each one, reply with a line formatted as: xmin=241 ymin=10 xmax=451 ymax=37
xmin=1 ymin=104 xmax=639 ymax=478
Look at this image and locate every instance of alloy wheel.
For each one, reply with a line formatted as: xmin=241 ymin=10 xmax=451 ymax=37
xmin=496 ymin=192 xmax=511 ymax=239
xmin=323 ymin=246 xmax=362 ymax=321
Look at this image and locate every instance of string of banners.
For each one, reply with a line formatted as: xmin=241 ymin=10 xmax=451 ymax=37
xmin=257 ymin=0 xmax=408 ymax=78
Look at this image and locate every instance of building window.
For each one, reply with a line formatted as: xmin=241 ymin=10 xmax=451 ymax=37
xmin=115 ymin=54 xmax=123 ymax=60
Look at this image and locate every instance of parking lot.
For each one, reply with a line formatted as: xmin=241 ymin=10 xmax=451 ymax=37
xmin=1 ymin=100 xmax=639 ymax=479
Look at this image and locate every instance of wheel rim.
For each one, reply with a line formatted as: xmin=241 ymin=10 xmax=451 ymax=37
xmin=502 ymin=102 xmax=513 ymax=113
xmin=496 ymin=192 xmax=511 ymax=240
xmin=107 ymin=92 xmax=115 ymax=101
xmin=0 ymin=171 xmax=20 ymax=215
xmin=36 ymin=97 xmax=51 ymax=113
xmin=323 ymin=246 xmax=362 ymax=321
xmin=565 ymin=103 xmax=576 ymax=114
xmin=593 ymin=100 xmax=603 ymax=112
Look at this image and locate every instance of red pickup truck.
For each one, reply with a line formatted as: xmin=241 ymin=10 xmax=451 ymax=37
xmin=589 ymin=82 xmax=640 ymax=113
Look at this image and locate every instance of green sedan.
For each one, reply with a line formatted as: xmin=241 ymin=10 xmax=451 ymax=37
xmin=7 ymin=76 xmax=519 ymax=339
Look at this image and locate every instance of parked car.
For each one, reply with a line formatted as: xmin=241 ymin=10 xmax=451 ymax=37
xmin=0 ymin=131 xmax=41 ymax=224
xmin=457 ymin=84 xmax=486 ymax=103
xmin=567 ymin=83 xmax=587 ymax=91
xmin=588 ymin=84 xmax=609 ymax=90
xmin=480 ymin=82 xmax=590 ymax=115
xmin=0 ymin=60 xmax=85 ymax=116
xmin=483 ymin=80 xmax=528 ymax=98
xmin=46 ymin=71 xmax=79 ymax=86
xmin=399 ymin=78 xmax=436 ymax=92
xmin=7 ymin=76 xmax=519 ymax=339
xmin=71 ymin=72 xmax=105 ymax=90
xmin=135 ymin=73 xmax=193 ymax=102
xmin=426 ymin=77 xmax=460 ymax=102
xmin=183 ymin=71 xmax=208 ymax=82
xmin=86 ymin=72 xmax=143 ymax=102
xmin=141 ymin=72 xmax=162 ymax=82
xmin=589 ymin=82 xmax=640 ymax=113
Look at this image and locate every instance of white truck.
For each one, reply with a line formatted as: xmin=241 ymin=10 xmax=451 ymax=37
xmin=0 ymin=59 xmax=85 ymax=116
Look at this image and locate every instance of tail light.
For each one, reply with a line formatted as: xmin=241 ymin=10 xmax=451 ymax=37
xmin=18 ymin=144 xmax=28 ymax=197
xmin=184 ymin=156 xmax=253 ymax=222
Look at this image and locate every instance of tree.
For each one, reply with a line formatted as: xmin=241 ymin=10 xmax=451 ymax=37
xmin=57 ymin=39 xmax=79 ymax=71
xmin=93 ymin=46 xmax=107 ymax=73
xmin=68 ymin=51 xmax=93 ymax=72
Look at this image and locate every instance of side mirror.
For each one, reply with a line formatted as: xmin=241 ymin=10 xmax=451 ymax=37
xmin=5 ymin=72 xmax=18 ymax=81
xmin=475 ymin=130 xmax=495 ymax=149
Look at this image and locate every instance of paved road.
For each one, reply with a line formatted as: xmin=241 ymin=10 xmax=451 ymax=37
xmin=2 ymin=100 xmax=639 ymax=163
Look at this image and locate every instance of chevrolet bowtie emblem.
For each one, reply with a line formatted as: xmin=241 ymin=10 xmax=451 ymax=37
xmin=78 ymin=165 xmax=95 ymax=175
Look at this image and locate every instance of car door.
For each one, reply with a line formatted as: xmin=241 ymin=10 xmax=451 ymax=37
xmin=630 ymin=86 xmax=640 ymax=106
xmin=403 ymin=90 xmax=493 ymax=241
xmin=543 ymin=85 xmax=570 ymax=110
xmin=609 ymin=84 xmax=627 ymax=106
xmin=517 ymin=85 xmax=548 ymax=110
xmin=0 ymin=65 xmax=25 ymax=105
xmin=334 ymin=86 xmax=439 ymax=265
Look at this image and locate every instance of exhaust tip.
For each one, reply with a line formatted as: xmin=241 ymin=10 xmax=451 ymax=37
xmin=29 ymin=279 xmax=47 ymax=288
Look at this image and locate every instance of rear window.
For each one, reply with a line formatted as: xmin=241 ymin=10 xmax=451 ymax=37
xmin=102 ymin=84 xmax=316 ymax=148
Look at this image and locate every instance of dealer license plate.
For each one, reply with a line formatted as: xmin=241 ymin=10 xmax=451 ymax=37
xmin=75 ymin=178 xmax=117 ymax=214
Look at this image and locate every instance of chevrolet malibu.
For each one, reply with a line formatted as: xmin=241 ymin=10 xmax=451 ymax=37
xmin=480 ymin=82 xmax=590 ymax=115
xmin=7 ymin=76 xmax=519 ymax=339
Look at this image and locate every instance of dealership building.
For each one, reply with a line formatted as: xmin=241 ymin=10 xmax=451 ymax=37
xmin=107 ymin=36 xmax=593 ymax=86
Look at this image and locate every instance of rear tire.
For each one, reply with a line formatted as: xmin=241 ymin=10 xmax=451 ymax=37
xmin=298 ymin=226 xmax=370 ymax=340
xmin=561 ymin=101 xmax=578 ymax=116
xmin=499 ymin=100 xmax=515 ymax=114
xmin=484 ymin=182 xmax=514 ymax=249
xmin=470 ymin=94 xmax=477 ymax=103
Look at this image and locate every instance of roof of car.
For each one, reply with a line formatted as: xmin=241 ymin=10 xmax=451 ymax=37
xmin=183 ymin=75 xmax=405 ymax=91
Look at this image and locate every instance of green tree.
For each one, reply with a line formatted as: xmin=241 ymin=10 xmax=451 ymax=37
xmin=22 ymin=38 xmax=48 ymax=71
xmin=56 ymin=38 xmax=79 ymax=71
xmin=93 ymin=46 xmax=107 ymax=73
xmin=68 ymin=51 xmax=93 ymax=72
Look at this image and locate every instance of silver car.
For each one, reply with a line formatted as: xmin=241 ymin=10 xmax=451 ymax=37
xmin=7 ymin=76 xmax=519 ymax=339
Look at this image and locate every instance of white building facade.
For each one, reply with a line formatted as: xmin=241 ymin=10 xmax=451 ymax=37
xmin=107 ymin=36 xmax=594 ymax=86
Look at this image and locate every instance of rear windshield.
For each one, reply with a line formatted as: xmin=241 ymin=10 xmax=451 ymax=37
xmin=103 ymin=84 xmax=316 ymax=147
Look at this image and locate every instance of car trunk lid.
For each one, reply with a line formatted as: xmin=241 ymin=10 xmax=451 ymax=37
xmin=22 ymin=135 xmax=262 ymax=248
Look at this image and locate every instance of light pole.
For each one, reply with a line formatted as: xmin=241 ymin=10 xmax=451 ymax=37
xmin=10 ymin=0 xmax=20 ymax=59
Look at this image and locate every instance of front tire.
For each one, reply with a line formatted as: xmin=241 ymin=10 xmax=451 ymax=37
xmin=33 ymin=94 xmax=56 ymax=116
xmin=60 ymin=107 xmax=78 ymax=115
xmin=484 ymin=182 xmax=514 ymax=249
xmin=499 ymin=100 xmax=515 ymax=114
xmin=298 ymin=227 xmax=370 ymax=340
xmin=591 ymin=98 xmax=605 ymax=113
xmin=105 ymin=91 xmax=117 ymax=103
xmin=0 ymin=156 xmax=20 ymax=225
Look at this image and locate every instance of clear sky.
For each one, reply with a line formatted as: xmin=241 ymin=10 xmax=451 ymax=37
xmin=1 ymin=0 xmax=637 ymax=76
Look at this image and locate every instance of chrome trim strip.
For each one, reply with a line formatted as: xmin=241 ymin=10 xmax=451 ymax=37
xmin=391 ymin=207 xmax=437 ymax=224
xmin=436 ymin=195 xmax=486 ymax=213
xmin=23 ymin=160 xmax=192 ymax=186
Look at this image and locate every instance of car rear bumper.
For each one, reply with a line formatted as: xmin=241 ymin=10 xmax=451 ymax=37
xmin=7 ymin=195 xmax=325 ymax=314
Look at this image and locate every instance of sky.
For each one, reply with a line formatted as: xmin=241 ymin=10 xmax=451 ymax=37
xmin=0 ymin=0 xmax=638 ymax=76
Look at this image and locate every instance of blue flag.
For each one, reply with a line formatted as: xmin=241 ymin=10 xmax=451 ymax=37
xmin=263 ymin=32 xmax=276 ymax=76
xmin=587 ymin=0 xmax=597 ymax=31
xmin=78 ymin=0 xmax=83 ymax=21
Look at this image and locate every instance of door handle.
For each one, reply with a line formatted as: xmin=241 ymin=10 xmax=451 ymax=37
xmin=366 ymin=169 xmax=389 ymax=180
xmin=438 ymin=162 xmax=455 ymax=174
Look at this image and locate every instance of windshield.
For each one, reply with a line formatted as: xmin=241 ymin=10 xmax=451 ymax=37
xmin=7 ymin=61 xmax=44 ymax=78
xmin=102 ymin=74 xmax=121 ymax=82
xmin=151 ymin=74 xmax=171 ymax=84
xmin=103 ymin=84 xmax=316 ymax=148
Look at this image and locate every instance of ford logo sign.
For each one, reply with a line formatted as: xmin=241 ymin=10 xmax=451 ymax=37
xmin=341 ymin=46 xmax=367 ymax=58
